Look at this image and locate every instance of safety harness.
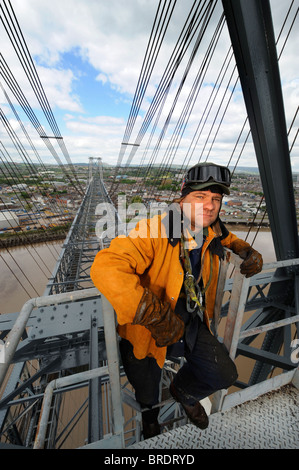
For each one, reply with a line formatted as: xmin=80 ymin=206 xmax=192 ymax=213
xmin=180 ymin=231 xmax=213 ymax=321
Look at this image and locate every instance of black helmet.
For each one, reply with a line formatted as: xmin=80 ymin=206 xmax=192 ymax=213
xmin=181 ymin=162 xmax=231 ymax=195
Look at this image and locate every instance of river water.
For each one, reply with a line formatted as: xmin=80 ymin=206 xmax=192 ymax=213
xmin=0 ymin=241 xmax=63 ymax=314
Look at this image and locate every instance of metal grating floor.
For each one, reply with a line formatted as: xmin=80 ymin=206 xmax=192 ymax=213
xmin=129 ymin=385 xmax=299 ymax=449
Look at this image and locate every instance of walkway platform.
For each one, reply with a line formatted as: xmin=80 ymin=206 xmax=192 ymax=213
xmin=129 ymin=385 xmax=299 ymax=449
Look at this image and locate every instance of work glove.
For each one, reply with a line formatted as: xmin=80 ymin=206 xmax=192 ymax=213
xmin=132 ymin=288 xmax=184 ymax=347
xmin=230 ymin=239 xmax=263 ymax=278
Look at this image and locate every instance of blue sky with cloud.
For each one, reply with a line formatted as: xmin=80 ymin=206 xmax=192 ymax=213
xmin=0 ymin=0 xmax=298 ymax=171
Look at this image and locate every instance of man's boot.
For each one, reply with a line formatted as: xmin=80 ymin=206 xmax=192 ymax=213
xmin=169 ymin=382 xmax=209 ymax=430
xmin=142 ymin=417 xmax=160 ymax=439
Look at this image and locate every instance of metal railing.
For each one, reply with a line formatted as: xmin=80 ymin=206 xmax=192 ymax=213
xmin=0 ymin=287 xmax=124 ymax=449
xmin=211 ymin=249 xmax=299 ymax=412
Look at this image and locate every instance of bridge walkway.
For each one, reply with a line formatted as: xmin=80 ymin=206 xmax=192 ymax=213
xmin=129 ymin=383 xmax=299 ymax=449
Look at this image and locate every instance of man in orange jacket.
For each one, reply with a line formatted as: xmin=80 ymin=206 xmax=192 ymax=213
xmin=90 ymin=162 xmax=263 ymax=439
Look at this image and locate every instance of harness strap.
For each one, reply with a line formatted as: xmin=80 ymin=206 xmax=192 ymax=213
xmin=180 ymin=233 xmax=213 ymax=318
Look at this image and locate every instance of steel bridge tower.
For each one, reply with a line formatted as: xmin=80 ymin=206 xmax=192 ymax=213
xmin=0 ymin=0 xmax=298 ymax=449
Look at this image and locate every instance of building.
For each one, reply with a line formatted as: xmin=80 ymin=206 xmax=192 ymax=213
xmin=0 ymin=211 xmax=19 ymax=230
xmin=10 ymin=184 xmax=28 ymax=191
xmin=226 ymin=200 xmax=243 ymax=207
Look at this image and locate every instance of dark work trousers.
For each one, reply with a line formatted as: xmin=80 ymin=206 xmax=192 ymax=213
xmin=119 ymin=308 xmax=238 ymax=423
xmin=119 ymin=338 xmax=162 ymax=424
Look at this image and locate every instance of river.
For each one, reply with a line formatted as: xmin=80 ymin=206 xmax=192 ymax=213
xmin=0 ymin=241 xmax=63 ymax=314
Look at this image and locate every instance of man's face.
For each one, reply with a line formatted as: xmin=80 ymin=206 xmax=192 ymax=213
xmin=180 ymin=189 xmax=222 ymax=231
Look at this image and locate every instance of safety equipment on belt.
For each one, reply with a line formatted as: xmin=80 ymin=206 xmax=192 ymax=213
xmin=180 ymin=233 xmax=213 ymax=321
xmin=132 ymin=288 xmax=185 ymax=348
xmin=181 ymin=162 xmax=231 ymax=195
xmin=230 ymin=239 xmax=263 ymax=277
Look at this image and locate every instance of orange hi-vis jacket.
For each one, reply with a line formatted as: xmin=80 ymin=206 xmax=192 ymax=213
xmin=90 ymin=211 xmax=238 ymax=368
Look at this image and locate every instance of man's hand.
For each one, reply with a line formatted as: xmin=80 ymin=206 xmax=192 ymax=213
xmin=230 ymin=239 xmax=263 ymax=278
xmin=133 ymin=288 xmax=184 ymax=347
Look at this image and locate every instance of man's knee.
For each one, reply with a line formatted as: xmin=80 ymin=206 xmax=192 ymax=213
xmin=218 ymin=356 xmax=238 ymax=389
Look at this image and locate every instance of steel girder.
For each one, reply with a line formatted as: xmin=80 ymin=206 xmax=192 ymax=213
xmin=222 ymin=0 xmax=299 ymax=383
xmin=222 ymin=0 xmax=299 ymax=261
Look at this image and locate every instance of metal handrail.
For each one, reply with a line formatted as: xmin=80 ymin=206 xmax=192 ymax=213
xmin=0 ymin=287 xmax=100 ymax=386
xmin=0 ymin=286 xmax=125 ymax=449
xmin=211 ymin=249 xmax=299 ymax=413
xmin=214 ymin=250 xmax=299 ymax=358
xmin=33 ymin=366 xmax=109 ymax=449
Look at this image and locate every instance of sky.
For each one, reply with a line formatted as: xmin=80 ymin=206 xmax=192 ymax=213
xmin=0 ymin=0 xmax=298 ymax=171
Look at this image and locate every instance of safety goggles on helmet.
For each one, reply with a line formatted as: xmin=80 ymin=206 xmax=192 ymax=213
xmin=184 ymin=163 xmax=231 ymax=187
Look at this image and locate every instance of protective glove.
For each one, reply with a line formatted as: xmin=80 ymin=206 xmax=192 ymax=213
xmin=132 ymin=288 xmax=184 ymax=347
xmin=230 ymin=239 xmax=263 ymax=278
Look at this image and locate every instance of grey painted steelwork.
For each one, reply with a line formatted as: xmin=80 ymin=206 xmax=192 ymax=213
xmin=0 ymin=288 xmax=101 ymax=385
xmin=211 ymin=251 xmax=299 ymax=413
xmin=33 ymin=366 xmax=109 ymax=449
xmin=222 ymin=0 xmax=299 ymax=386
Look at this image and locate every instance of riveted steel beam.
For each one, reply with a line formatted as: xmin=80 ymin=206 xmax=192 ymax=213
xmin=222 ymin=0 xmax=299 ymax=261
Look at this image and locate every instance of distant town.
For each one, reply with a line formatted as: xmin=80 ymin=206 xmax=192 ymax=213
xmin=0 ymin=162 xmax=299 ymax=246
xmin=0 ymin=163 xmax=87 ymax=246
xmin=104 ymin=165 xmax=299 ymax=229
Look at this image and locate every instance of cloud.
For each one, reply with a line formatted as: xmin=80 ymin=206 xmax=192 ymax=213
xmin=37 ymin=66 xmax=83 ymax=113
xmin=11 ymin=0 xmax=158 ymax=94
xmin=0 ymin=0 xmax=297 ymax=169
